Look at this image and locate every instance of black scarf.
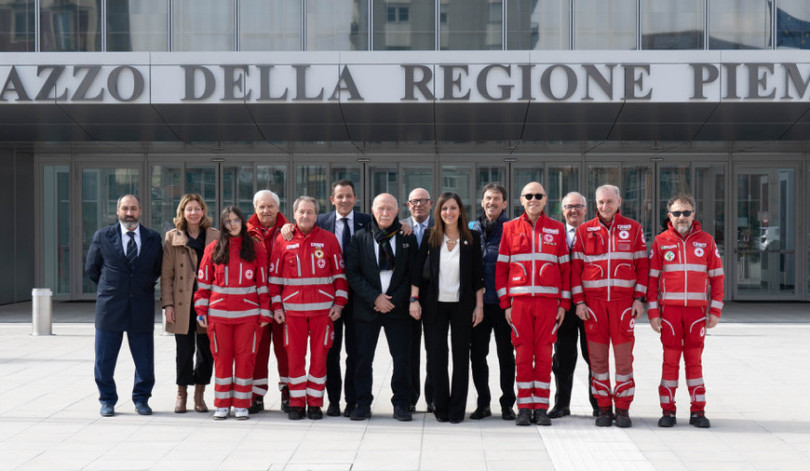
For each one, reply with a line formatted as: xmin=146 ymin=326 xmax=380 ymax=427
xmin=373 ymin=217 xmax=401 ymax=271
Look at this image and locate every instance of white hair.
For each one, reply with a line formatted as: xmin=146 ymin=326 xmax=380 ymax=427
xmin=253 ymin=189 xmax=280 ymax=208
xmin=595 ymin=185 xmax=621 ymax=199
xmin=562 ymin=191 xmax=587 ymax=207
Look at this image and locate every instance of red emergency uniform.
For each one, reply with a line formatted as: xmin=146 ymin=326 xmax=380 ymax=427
xmin=269 ymin=226 xmax=348 ymax=408
xmin=571 ymin=212 xmax=648 ymax=410
xmin=194 ymin=237 xmax=271 ymax=409
xmin=647 ymin=220 xmax=724 ymax=413
xmin=495 ymin=211 xmax=571 ymax=411
xmin=247 ymin=211 xmax=290 ymax=402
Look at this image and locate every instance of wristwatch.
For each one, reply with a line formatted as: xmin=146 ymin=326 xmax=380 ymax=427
xmin=409 ymin=296 xmax=419 ymax=303
xmin=634 ymin=296 xmax=647 ymax=303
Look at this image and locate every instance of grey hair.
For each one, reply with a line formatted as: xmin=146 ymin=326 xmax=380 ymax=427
xmin=667 ymin=193 xmax=696 ymax=212
xmin=595 ymin=184 xmax=621 ymax=199
xmin=253 ymin=189 xmax=280 ymax=207
xmin=562 ymin=191 xmax=587 ymax=207
xmin=293 ymin=195 xmax=319 ymax=213
xmin=117 ymin=194 xmax=141 ymax=209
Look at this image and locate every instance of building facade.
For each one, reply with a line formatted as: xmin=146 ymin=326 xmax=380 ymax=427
xmin=1 ymin=0 xmax=809 ymax=305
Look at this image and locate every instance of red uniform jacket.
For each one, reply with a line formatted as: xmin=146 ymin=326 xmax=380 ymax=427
xmin=495 ymin=212 xmax=571 ymax=311
xmin=571 ymin=212 xmax=648 ymax=304
xmin=647 ymin=220 xmax=724 ymax=318
xmin=247 ymin=211 xmax=288 ymax=267
xmin=268 ymin=226 xmax=349 ymax=317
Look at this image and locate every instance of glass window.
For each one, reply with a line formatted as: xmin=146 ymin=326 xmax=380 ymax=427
xmin=513 ymin=166 xmax=544 ymax=218
xmin=40 ymin=0 xmax=101 ymax=51
xmin=150 ymin=165 xmax=183 ymax=236
xmin=695 ymin=164 xmax=725 ymax=256
xmin=107 ymin=0 xmax=168 ymax=51
xmin=306 ymin=0 xmax=368 ymax=50
xmin=622 ymin=164 xmax=653 ymax=246
xmin=658 ymin=164 xmax=691 ymax=235
xmin=641 ymin=0 xmax=703 ymax=49
xmin=257 ymin=165 xmax=289 ymax=215
xmin=223 ymin=165 xmax=255 ymax=217
xmin=441 ymin=165 xmax=474 ymax=217
xmin=240 ymin=0 xmax=301 ymax=51
xmin=507 ymin=0 xmax=569 ymax=50
xmin=546 ymin=165 xmax=579 ymax=221
xmin=296 ymin=164 xmax=328 ymax=214
xmin=173 ymin=0 xmax=235 ymax=51
xmin=775 ymin=0 xmax=810 ymax=49
xmin=43 ymin=166 xmax=70 ymax=295
xmin=709 ymin=0 xmax=770 ymax=49
xmin=574 ymin=0 xmax=636 ymax=50
xmin=373 ymin=0 xmax=435 ymax=50
xmin=185 ymin=165 xmax=218 ymax=226
xmin=440 ymin=0 xmax=502 ymax=50
xmin=0 ymin=0 xmax=35 ymax=51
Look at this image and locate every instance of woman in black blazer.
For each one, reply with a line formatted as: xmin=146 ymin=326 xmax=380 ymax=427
xmin=410 ymin=192 xmax=484 ymax=423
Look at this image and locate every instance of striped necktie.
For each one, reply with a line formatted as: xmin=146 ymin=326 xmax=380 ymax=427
xmin=126 ymin=231 xmax=137 ymax=266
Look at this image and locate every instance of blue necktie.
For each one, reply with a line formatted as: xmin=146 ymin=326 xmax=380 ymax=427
xmin=415 ymin=223 xmax=423 ymax=247
xmin=126 ymin=231 xmax=137 ymax=266
xmin=341 ymin=218 xmax=351 ymax=256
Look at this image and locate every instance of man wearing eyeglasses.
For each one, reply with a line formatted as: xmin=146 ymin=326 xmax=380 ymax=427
xmin=495 ymin=181 xmax=571 ymax=426
xmin=571 ymin=184 xmax=648 ymax=428
xmin=647 ymin=193 xmax=724 ymax=429
xmin=401 ymin=187 xmax=434 ymax=412
xmin=548 ymin=192 xmax=600 ymax=420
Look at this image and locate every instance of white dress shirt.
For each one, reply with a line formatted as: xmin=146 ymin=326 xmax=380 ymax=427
xmin=335 ymin=210 xmax=354 ymax=252
xmin=120 ymin=223 xmax=141 ymax=256
xmin=438 ymin=235 xmax=461 ymax=302
xmin=566 ymin=223 xmax=577 ymax=249
xmin=373 ymin=234 xmax=397 ymax=294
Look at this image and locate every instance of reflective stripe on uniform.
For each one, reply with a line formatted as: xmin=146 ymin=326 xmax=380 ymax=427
xmin=661 ymin=292 xmax=708 ymax=301
xmin=211 ymin=285 xmax=257 ymax=295
xmin=516 ymin=397 xmax=534 ymax=404
xmin=660 ymin=379 xmax=678 ymax=387
xmin=582 ymin=252 xmax=634 ymax=263
xmin=510 ymin=286 xmax=559 ymax=295
xmin=616 ymin=373 xmax=633 ymax=382
xmin=649 ymin=269 xmax=661 ymax=277
xmin=582 ymin=279 xmax=635 ymax=289
xmin=496 ymin=288 xmax=507 ymax=297
xmin=708 ymin=268 xmax=724 ymax=277
xmin=288 ymin=375 xmax=307 ymax=385
xmin=516 ymin=381 xmax=534 ymax=389
xmin=558 ymin=254 xmax=570 ymax=263
xmin=234 ymin=377 xmax=252 ymax=386
xmin=208 ymin=308 xmax=261 ymax=319
xmin=634 ymin=283 xmax=646 ymax=293
xmin=572 ymin=286 xmax=583 ymax=295
xmin=271 ymin=276 xmax=339 ymax=286
xmin=194 ymin=299 xmax=209 ymax=307
xmin=214 ymin=390 xmax=233 ymax=399
xmin=306 ymin=388 xmax=325 ymax=397
xmin=662 ymin=263 xmax=707 ymax=273
xmin=711 ymin=300 xmax=723 ymax=309
xmin=686 ymin=378 xmax=704 ymax=387
xmin=648 ymin=301 xmax=659 ymax=309
xmin=233 ymin=390 xmax=252 ymax=399
xmin=633 ymin=250 xmax=647 ymax=259
xmin=283 ymin=301 xmax=334 ymax=311
xmin=510 ymin=253 xmax=559 ymax=263
xmin=197 ymin=282 xmax=212 ymax=290
xmin=289 ymin=390 xmax=307 ymax=398
xmin=308 ymin=374 xmax=327 ymax=385
xmin=214 ymin=376 xmax=233 ymax=385
xmin=615 ymin=388 xmax=635 ymax=397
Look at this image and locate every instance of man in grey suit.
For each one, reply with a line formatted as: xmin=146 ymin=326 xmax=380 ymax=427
xmin=345 ymin=193 xmax=418 ymax=421
xmin=85 ymin=194 xmax=162 ymax=417
xmin=401 ymin=187 xmax=434 ymax=412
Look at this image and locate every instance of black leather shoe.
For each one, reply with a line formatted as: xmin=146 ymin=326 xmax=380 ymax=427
xmin=100 ymin=403 xmax=115 ymax=417
xmin=343 ymin=403 xmax=356 ymax=418
xmin=326 ymin=402 xmax=341 ymax=417
xmin=469 ymin=406 xmax=492 ymax=420
xmin=658 ymin=410 xmax=677 ymax=428
xmin=408 ymin=404 xmax=416 ymax=412
xmin=534 ymin=409 xmax=552 ymax=426
xmin=595 ymin=407 xmax=613 ymax=427
xmin=393 ymin=405 xmax=412 ymax=421
xmin=281 ymin=387 xmax=291 ymax=413
xmin=547 ymin=406 xmax=571 ymax=419
xmin=435 ymin=413 xmax=449 ymax=423
xmin=689 ymin=411 xmax=711 ymax=428
xmin=248 ymin=397 xmax=264 ymax=414
xmin=134 ymin=402 xmax=152 ymax=416
xmin=308 ymin=406 xmax=323 ymax=420
xmin=501 ymin=408 xmax=516 ymax=420
xmin=350 ymin=405 xmax=371 ymax=421
xmin=515 ymin=408 xmax=532 ymax=426
xmin=614 ymin=408 xmax=632 ymax=428
xmin=288 ymin=406 xmax=305 ymax=420
xmin=427 ymin=403 xmax=435 ymax=413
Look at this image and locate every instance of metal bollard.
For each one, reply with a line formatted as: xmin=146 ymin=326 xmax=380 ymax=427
xmin=32 ymin=288 xmax=54 ymax=336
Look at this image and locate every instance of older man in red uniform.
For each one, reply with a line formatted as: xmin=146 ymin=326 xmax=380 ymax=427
xmin=647 ymin=193 xmax=723 ymax=429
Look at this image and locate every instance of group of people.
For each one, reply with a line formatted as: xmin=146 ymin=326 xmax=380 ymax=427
xmin=85 ymin=178 xmax=724 ymax=429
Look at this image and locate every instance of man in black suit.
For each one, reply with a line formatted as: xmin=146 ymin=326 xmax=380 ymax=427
xmin=317 ymin=179 xmax=371 ymax=417
xmin=85 ymin=194 xmax=162 ymax=417
xmin=345 ymin=193 xmax=418 ymax=421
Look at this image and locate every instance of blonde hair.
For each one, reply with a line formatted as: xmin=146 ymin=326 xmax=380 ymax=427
xmin=174 ymin=194 xmax=212 ymax=231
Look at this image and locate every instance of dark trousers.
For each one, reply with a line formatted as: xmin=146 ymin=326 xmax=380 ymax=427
xmin=470 ymin=303 xmax=516 ymax=410
xmin=552 ymin=307 xmax=598 ymax=412
xmin=410 ymin=317 xmax=433 ymax=408
xmin=424 ymin=302 xmax=472 ymax=422
xmin=354 ymin=315 xmax=413 ymax=409
xmin=326 ymin=309 xmax=357 ymax=406
xmin=94 ymin=328 xmax=154 ymax=405
xmin=175 ymin=307 xmax=213 ymax=386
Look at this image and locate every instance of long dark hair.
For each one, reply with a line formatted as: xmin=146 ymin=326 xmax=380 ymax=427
xmin=427 ymin=192 xmax=472 ymax=248
xmin=212 ymin=206 xmax=256 ymax=264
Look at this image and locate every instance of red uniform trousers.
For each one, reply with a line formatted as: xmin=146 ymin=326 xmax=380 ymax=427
xmin=510 ymin=297 xmax=558 ymax=411
xmin=583 ymin=297 xmax=636 ymax=409
xmin=208 ymin=321 xmax=260 ymax=409
xmin=658 ymin=305 xmax=708 ymax=413
xmin=285 ymin=315 xmax=334 ymax=408
xmin=251 ymin=322 xmax=289 ymax=400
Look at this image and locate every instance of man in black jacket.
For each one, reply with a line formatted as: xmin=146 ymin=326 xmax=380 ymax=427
xmin=345 ymin=193 xmax=418 ymax=421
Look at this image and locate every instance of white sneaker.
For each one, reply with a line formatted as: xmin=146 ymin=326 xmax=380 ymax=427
xmin=213 ymin=407 xmax=229 ymax=420
xmin=234 ymin=408 xmax=249 ymax=420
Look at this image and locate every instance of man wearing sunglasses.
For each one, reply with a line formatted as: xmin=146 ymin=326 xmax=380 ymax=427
xmin=647 ymin=193 xmax=724 ymax=429
xmin=571 ymin=184 xmax=648 ymax=428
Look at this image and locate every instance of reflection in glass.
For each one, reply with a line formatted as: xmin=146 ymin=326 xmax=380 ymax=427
xmin=695 ymin=165 xmax=725 ymax=256
xmin=440 ymin=0 xmax=502 ymax=50
xmin=0 ymin=0 xmax=35 ymax=51
xmin=586 ymin=164 xmax=618 ymax=221
xmin=43 ymin=166 xmax=70 ymax=295
xmin=223 ymin=165 xmax=255 ymax=217
xmin=373 ymin=0 xmax=434 ymax=50
xmin=107 ymin=0 xmax=168 ymax=51
xmin=40 ymin=0 xmax=101 ymax=51
xmin=82 ymin=168 xmax=140 ymax=294
xmin=641 ymin=0 xmax=703 ymax=49
xmin=185 ymin=165 xmax=217 ymax=225
xmin=546 ymin=165 xmax=579 ymax=220
xmin=241 ymin=0 xmax=300 ymax=50
xmin=441 ymin=165 xmax=473 ymax=217
xmin=296 ymin=165 xmax=328 ymax=214
xmin=507 ymin=0 xmax=569 ymax=50
xmin=709 ymin=0 xmax=770 ymax=49
xmin=257 ymin=165 xmax=288 ymax=214
xmin=775 ymin=0 xmax=810 ymax=49
xmin=622 ymin=165 xmax=653 ymax=246
xmin=658 ymin=165 xmax=691 ymax=234
xmin=513 ymin=166 xmax=543 ymax=218
xmin=173 ymin=0 xmax=234 ymax=51
xmin=306 ymin=0 xmax=368 ymax=50
xmin=150 ymin=165 xmax=182 ymax=236
xmin=575 ymin=0 xmax=636 ymax=50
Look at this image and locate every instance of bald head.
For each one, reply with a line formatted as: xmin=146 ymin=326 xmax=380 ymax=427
xmin=372 ymin=193 xmax=399 ymax=229
xmin=520 ymin=181 xmax=547 ymax=222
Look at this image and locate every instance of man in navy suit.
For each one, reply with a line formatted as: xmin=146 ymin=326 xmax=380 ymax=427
xmin=85 ymin=194 xmax=163 ymax=417
xmin=317 ymin=180 xmax=371 ymax=417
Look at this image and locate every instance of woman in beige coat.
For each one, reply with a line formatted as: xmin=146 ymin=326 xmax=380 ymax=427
xmin=161 ymin=194 xmax=219 ymax=413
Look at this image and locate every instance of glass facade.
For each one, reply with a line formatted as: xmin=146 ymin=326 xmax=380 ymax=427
xmin=642 ymin=0 xmax=703 ymax=49
xmin=709 ymin=0 xmax=770 ymax=49
xmin=173 ymin=0 xmax=235 ymax=51
xmin=440 ymin=0 xmax=502 ymax=50
xmin=40 ymin=0 xmax=101 ymax=51
xmin=107 ymin=0 xmax=168 ymax=51
xmin=0 ymin=0 xmax=34 ymax=51
xmin=507 ymin=0 xmax=570 ymax=50
xmin=240 ymin=0 xmax=300 ymax=51
xmin=373 ymin=0 xmax=435 ymax=50
xmin=574 ymin=0 xmax=636 ymax=50
xmin=776 ymin=1 xmax=810 ymax=49
xmin=43 ymin=165 xmax=70 ymax=296
xmin=306 ymin=0 xmax=368 ymax=50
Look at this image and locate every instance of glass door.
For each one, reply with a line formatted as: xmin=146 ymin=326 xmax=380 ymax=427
xmin=733 ymin=166 xmax=798 ymax=299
